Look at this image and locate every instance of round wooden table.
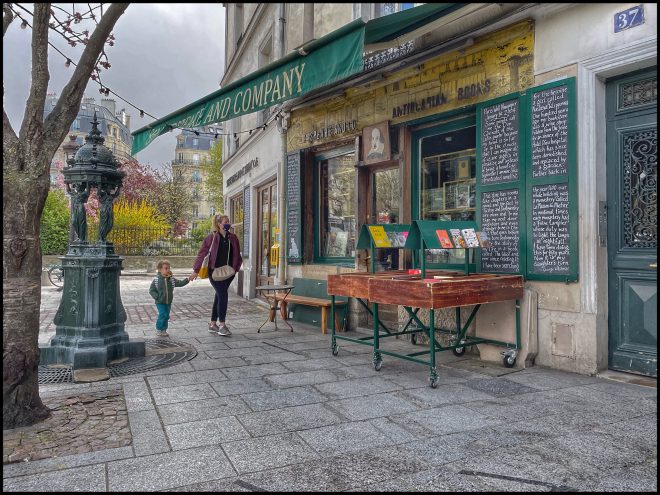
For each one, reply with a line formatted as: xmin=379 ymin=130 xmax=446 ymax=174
xmin=255 ymin=284 xmax=295 ymax=332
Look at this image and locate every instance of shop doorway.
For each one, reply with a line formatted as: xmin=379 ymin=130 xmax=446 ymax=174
xmin=606 ymin=68 xmax=657 ymax=377
xmin=371 ymin=166 xmax=401 ymax=271
xmin=257 ymin=180 xmax=278 ymax=288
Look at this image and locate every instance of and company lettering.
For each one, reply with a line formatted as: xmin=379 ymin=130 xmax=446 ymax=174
xmin=133 ymin=23 xmax=367 ymax=156
xmin=136 ymin=62 xmax=309 ymax=154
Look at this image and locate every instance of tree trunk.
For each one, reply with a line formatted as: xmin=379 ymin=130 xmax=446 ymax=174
xmin=3 ymin=160 xmax=52 ymax=429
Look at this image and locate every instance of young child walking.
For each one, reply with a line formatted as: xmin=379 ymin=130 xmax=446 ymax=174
xmin=149 ymin=260 xmax=191 ymax=337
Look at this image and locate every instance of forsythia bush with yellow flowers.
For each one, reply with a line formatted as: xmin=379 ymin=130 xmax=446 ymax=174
xmin=89 ymin=199 xmax=169 ymax=254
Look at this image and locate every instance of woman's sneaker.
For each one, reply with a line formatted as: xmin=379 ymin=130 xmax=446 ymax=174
xmin=156 ymin=331 xmax=169 ymax=338
xmin=217 ymin=324 xmax=232 ymax=336
xmin=208 ymin=322 xmax=219 ymax=334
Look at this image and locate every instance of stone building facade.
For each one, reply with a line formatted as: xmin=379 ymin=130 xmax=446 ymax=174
xmin=45 ymin=94 xmax=133 ymax=183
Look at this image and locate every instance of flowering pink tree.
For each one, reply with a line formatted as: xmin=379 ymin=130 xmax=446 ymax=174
xmin=117 ymin=158 xmax=161 ymax=205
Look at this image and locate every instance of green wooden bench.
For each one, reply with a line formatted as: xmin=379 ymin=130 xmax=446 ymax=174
xmin=267 ymin=278 xmax=348 ymax=334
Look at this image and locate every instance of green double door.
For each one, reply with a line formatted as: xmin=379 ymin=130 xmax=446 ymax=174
xmin=606 ymin=68 xmax=657 ymax=377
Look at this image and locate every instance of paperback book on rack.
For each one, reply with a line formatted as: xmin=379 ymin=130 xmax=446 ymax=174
xmin=449 ymin=228 xmax=467 ymax=248
xmin=461 ymin=228 xmax=480 ymax=248
xmin=435 ymin=229 xmax=454 ymax=248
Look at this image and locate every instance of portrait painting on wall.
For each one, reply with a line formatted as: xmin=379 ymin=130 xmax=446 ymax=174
xmin=362 ymin=122 xmax=391 ymax=164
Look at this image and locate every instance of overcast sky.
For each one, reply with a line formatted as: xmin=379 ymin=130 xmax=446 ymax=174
xmin=3 ymin=3 xmax=225 ymax=168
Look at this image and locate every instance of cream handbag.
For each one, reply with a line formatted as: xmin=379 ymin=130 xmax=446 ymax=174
xmin=212 ymin=235 xmax=235 ymax=281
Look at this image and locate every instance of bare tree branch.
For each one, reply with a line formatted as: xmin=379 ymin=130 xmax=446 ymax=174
xmin=3 ymin=3 xmax=14 ymax=37
xmin=17 ymin=3 xmax=50 ymax=156
xmin=3 ymin=108 xmax=19 ymax=164
xmin=44 ymin=3 xmax=129 ymax=158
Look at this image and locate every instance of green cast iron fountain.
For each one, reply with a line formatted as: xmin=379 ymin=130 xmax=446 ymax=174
xmin=40 ymin=113 xmax=145 ymax=370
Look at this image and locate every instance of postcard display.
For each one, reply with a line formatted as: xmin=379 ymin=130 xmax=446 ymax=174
xmin=327 ymin=220 xmax=524 ymax=387
xmin=356 ymin=223 xmax=412 ymax=273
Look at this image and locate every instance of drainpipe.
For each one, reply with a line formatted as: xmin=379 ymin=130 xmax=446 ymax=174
xmin=275 ymin=3 xmax=288 ymax=285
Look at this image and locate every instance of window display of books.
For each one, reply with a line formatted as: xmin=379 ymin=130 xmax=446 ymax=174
xmin=443 ymin=179 xmax=475 ymax=211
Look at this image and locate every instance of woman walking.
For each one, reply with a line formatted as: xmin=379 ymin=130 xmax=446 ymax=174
xmin=191 ymin=214 xmax=243 ymax=336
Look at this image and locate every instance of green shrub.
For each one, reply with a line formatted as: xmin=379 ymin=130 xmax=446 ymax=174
xmin=40 ymin=189 xmax=70 ymax=255
xmin=88 ymin=199 xmax=170 ymax=254
xmin=192 ymin=217 xmax=213 ymax=244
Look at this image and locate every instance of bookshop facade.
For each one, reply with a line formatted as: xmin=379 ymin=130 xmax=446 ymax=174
xmin=284 ymin=6 xmax=657 ymax=376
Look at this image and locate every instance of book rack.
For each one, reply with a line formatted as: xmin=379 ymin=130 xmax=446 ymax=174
xmin=403 ymin=220 xmax=486 ymax=278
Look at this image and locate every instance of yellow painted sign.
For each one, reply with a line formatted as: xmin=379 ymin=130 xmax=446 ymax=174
xmin=288 ymin=21 xmax=535 ymax=152
xmin=368 ymin=226 xmax=391 ymax=248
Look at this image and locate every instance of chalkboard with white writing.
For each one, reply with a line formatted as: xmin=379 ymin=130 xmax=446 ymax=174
xmin=481 ymin=99 xmax=519 ymax=184
xmin=531 ymin=85 xmax=569 ymax=178
xmin=531 ymin=183 xmax=570 ymax=274
xmin=480 ymin=189 xmax=520 ymax=272
xmin=242 ymin=186 xmax=250 ymax=257
xmin=286 ymin=151 xmax=303 ymax=262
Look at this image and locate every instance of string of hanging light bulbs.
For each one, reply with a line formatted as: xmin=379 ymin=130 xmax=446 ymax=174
xmin=9 ymin=3 xmax=282 ymax=142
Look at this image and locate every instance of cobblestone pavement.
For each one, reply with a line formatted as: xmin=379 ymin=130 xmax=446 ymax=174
xmin=3 ymin=387 xmax=130 ymax=463
xmin=3 ymin=276 xmax=657 ymax=492
xmin=38 ymin=273 xmax=265 ymax=334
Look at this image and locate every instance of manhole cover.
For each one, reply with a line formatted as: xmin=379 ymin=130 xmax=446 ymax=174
xmin=38 ymin=339 xmax=197 ymax=384
xmin=38 ymin=366 xmax=73 ymax=384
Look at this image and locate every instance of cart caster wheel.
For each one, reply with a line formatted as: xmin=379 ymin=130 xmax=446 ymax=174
xmin=374 ymin=361 xmax=382 ymax=371
xmin=430 ymin=379 xmax=438 ymax=388
xmin=452 ymin=346 xmax=465 ymax=356
xmin=411 ymin=334 xmax=417 ymax=345
xmin=503 ymin=355 xmax=516 ymax=368
xmin=332 ymin=346 xmax=339 ymax=356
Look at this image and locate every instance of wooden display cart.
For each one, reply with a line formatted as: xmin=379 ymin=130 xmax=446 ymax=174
xmin=328 ymin=220 xmax=524 ymax=388
xmin=328 ymin=223 xmax=418 ymax=344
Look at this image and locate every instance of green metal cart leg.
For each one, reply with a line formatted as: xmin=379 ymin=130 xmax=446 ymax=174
xmin=372 ymin=302 xmax=382 ymax=370
xmin=331 ymin=295 xmax=339 ymax=356
xmin=429 ymin=309 xmax=438 ymax=388
xmin=501 ymin=299 xmax=521 ymax=368
xmin=452 ymin=307 xmax=466 ymax=356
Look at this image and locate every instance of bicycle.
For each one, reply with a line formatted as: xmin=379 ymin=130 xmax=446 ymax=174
xmin=47 ymin=264 xmax=64 ymax=289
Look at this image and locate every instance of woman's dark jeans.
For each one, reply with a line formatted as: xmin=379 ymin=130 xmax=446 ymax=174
xmin=209 ymin=275 xmax=235 ymax=322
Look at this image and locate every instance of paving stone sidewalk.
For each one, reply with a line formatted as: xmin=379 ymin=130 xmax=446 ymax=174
xmin=3 ymin=278 xmax=657 ymax=492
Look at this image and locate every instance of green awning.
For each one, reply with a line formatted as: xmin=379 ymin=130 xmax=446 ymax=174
xmin=131 ymin=4 xmax=459 ymax=156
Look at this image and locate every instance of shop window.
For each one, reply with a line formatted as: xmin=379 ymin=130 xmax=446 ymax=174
xmin=230 ymin=194 xmax=244 ymax=256
xmin=418 ymin=124 xmax=476 ymax=266
xmin=316 ymin=151 xmax=357 ymax=261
